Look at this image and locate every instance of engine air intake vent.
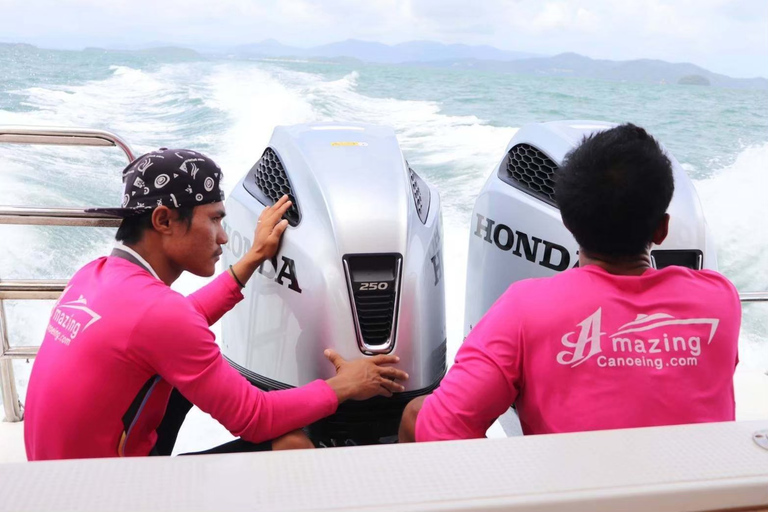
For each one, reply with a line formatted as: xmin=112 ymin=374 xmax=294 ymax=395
xmin=498 ymin=143 xmax=559 ymax=207
xmin=244 ymin=148 xmax=301 ymax=226
xmin=344 ymin=254 xmax=402 ymax=353
xmin=651 ymin=249 xmax=703 ymax=270
xmin=407 ymin=163 xmax=431 ymax=224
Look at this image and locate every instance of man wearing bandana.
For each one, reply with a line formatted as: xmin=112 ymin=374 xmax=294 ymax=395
xmin=24 ymin=148 xmax=408 ymax=460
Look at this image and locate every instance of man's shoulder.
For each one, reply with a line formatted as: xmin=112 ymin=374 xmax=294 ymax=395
xmin=661 ymin=267 xmax=740 ymax=300
xmin=69 ymin=257 xmax=108 ymax=280
xmin=502 ymin=267 xmax=588 ymax=302
xmin=126 ymin=288 xmax=204 ymax=353
xmin=77 ymin=257 xmax=195 ymax=322
xmin=691 ymin=268 xmax=737 ymax=288
xmin=138 ymin=285 xmax=196 ymax=321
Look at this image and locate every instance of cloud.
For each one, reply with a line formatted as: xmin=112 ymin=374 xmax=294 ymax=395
xmin=523 ymin=2 xmax=600 ymax=33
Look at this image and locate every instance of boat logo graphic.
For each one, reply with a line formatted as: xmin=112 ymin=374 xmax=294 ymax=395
xmin=47 ymin=294 xmax=102 ymax=346
xmin=556 ymin=308 xmax=719 ymax=370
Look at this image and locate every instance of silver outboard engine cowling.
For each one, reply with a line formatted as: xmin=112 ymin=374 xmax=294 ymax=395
xmin=465 ymin=120 xmax=717 ymax=336
xmin=222 ymin=123 xmax=446 ymax=445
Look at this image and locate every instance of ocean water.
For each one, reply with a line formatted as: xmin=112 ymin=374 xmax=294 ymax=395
xmin=1 ymin=46 xmax=767 ymax=420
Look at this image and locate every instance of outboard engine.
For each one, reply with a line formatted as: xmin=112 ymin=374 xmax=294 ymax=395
xmin=465 ymin=120 xmax=717 ymax=335
xmin=221 ymin=123 xmax=446 ymax=445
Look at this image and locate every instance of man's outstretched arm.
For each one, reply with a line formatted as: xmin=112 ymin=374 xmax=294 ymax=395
xmin=139 ymin=298 xmax=408 ymax=444
xmin=401 ymin=291 xmax=524 ymax=442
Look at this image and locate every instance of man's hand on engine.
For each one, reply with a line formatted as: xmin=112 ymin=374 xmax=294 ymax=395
xmin=249 ymin=194 xmax=292 ymax=264
xmin=324 ymin=349 xmax=409 ymax=403
xmin=228 ymin=195 xmax=292 ymax=287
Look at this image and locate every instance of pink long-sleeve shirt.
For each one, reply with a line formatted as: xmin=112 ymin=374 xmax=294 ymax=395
xmin=417 ymin=265 xmax=741 ymax=441
xmin=25 ymin=256 xmax=338 ymax=460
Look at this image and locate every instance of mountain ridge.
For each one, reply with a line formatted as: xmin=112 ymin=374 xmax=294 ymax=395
xmin=2 ymin=40 xmax=765 ymax=89
xmin=402 ymin=52 xmax=767 ymax=89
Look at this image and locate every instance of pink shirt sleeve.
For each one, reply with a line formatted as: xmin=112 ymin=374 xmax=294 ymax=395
xmin=186 ymin=271 xmax=243 ymax=326
xmin=134 ymin=288 xmax=339 ymax=444
xmin=416 ymin=288 xmax=524 ymax=441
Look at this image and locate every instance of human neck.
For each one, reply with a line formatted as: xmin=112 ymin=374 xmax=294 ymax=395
xmin=122 ymin=238 xmax=183 ymax=286
xmin=579 ymin=249 xmax=653 ymax=276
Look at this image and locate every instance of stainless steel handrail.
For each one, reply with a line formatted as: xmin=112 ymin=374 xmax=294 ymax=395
xmin=0 ymin=207 xmax=121 ymax=227
xmin=2 ymin=348 xmax=39 ymax=360
xmin=739 ymin=291 xmax=768 ymax=303
xmin=0 ymin=126 xmax=136 ymax=161
xmin=0 ymin=280 xmax=68 ymax=300
xmin=0 ymin=126 xmax=133 ymax=422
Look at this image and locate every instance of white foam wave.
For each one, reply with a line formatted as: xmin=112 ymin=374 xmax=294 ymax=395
xmin=694 ymin=143 xmax=768 ymax=291
xmin=694 ymin=142 xmax=768 ymax=371
xmin=0 ymin=64 xmax=200 ymax=274
xmin=196 ymin=64 xmax=317 ymax=194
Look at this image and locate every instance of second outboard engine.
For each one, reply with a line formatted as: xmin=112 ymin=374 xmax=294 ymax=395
xmin=222 ymin=123 xmax=446 ymax=445
xmin=465 ymin=120 xmax=718 ymax=335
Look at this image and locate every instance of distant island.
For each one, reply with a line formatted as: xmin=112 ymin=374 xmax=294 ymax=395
xmin=84 ymin=46 xmax=202 ymax=60
xmin=229 ymin=39 xmax=767 ymax=90
xmin=233 ymin=39 xmax=540 ymax=64
xmin=2 ymin=40 xmax=765 ymax=90
xmin=405 ymin=52 xmax=766 ymax=90
xmin=0 ymin=42 xmax=202 ymax=61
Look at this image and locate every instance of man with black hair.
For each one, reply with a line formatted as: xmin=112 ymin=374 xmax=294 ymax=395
xmin=400 ymin=124 xmax=740 ymax=442
xmin=25 ymin=148 xmax=408 ymax=460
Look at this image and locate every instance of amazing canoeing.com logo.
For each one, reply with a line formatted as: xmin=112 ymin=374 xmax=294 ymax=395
xmin=556 ymin=308 xmax=719 ymax=370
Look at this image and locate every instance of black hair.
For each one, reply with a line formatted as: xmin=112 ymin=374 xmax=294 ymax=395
xmin=555 ymin=123 xmax=674 ymax=257
xmin=115 ymin=206 xmax=196 ymax=245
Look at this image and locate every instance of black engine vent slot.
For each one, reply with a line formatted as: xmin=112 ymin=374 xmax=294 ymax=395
xmin=651 ymin=250 xmax=703 ymax=270
xmin=243 ymin=148 xmax=301 ymax=226
xmin=407 ymin=162 xmax=431 ymax=224
xmin=498 ymin=143 xmax=559 ymax=207
xmin=343 ymin=254 xmax=402 ymax=353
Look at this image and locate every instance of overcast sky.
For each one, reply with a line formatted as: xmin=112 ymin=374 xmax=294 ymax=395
xmin=1 ymin=0 xmax=766 ymax=78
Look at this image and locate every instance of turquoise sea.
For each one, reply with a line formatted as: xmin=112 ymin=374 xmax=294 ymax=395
xmin=1 ymin=46 xmax=767 ymax=410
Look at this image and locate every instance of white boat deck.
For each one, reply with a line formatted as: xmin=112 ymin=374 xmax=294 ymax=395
xmin=1 ymin=420 xmax=767 ymax=512
xmin=1 ymin=371 xmax=767 ymax=511
xmin=0 ymin=420 xmax=24 ymax=463
xmin=1 ymin=368 xmax=767 ymax=464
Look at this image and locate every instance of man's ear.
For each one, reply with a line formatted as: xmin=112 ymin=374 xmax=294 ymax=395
xmin=651 ymin=213 xmax=670 ymax=246
xmin=151 ymin=206 xmax=175 ymax=235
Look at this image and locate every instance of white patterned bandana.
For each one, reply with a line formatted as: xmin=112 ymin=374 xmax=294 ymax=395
xmin=88 ymin=148 xmax=225 ymax=218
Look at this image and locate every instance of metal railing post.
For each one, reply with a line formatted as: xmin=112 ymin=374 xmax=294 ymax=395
xmin=0 ymin=299 xmax=23 ymax=422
